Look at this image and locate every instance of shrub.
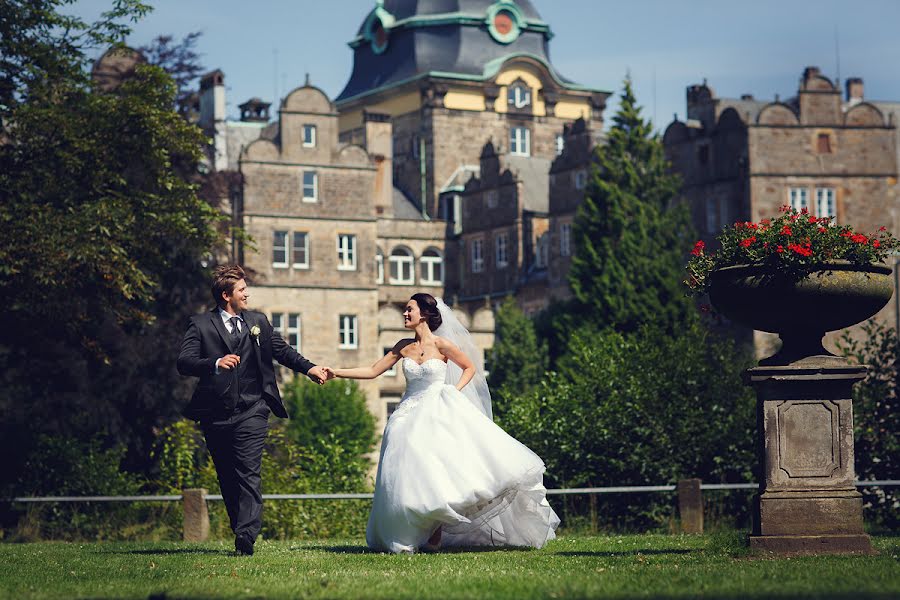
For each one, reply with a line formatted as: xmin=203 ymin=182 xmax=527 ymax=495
xmin=499 ymin=321 xmax=756 ymax=531
xmin=8 ymin=436 xmax=170 ymax=541
xmin=838 ymin=320 xmax=900 ymax=531
xmin=282 ymin=375 xmax=376 ymax=459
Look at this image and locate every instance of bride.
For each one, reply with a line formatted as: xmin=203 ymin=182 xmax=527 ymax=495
xmin=327 ymin=293 xmax=559 ymax=554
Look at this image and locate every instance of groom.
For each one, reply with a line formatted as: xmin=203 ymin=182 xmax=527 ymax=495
xmin=177 ymin=265 xmax=331 ymax=556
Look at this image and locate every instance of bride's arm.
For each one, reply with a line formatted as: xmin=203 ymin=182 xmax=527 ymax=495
xmin=332 ymin=343 xmax=404 ymax=380
xmin=435 ymin=337 xmax=476 ymax=391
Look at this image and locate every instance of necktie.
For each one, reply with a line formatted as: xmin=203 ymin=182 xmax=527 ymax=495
xmin=230 ymin=316 xmax=240 ymax=339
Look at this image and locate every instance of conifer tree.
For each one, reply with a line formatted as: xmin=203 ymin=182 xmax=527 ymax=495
xmin=569 ymin=77 xmax=694 ymax=333
xmin=488 ymin=297 xmax=548 ymax=419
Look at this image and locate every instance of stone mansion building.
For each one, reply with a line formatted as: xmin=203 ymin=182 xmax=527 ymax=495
xmin=193 ymin=2 xmax=900 ymax=425
xmin=195 ymin=0 xmax=607 ymax=426
xmin=664 ymin=66 xmax=900 ymax=353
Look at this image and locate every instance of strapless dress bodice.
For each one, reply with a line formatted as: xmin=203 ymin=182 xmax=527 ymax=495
xmin=402 ymin=357 xmax=447 ymax=395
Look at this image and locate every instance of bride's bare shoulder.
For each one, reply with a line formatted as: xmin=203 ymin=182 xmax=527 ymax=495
xmin=392 ymin=338 xmax=416 ymax=355
xmin=433 ymin=336 xmax=459 ymax=351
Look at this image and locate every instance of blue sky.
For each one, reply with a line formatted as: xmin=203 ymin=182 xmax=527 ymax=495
xmin=72 ymin=1 xmax=900 ymax=131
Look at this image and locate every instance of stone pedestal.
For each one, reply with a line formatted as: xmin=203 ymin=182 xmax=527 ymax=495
xmin=745 ymin=361 xmax=874 ymax=555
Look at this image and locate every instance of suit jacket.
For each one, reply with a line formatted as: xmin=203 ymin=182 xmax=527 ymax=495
xmin=176 ymin=308 xmax=315 ymax=421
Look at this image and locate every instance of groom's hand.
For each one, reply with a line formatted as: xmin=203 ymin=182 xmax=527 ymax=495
xmin=217 ymin=354 xmax=241 ymax=370
xmin=307 ymin=365 xmax=329 ymax=385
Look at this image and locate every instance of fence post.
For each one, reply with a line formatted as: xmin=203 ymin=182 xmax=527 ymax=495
xmin=182 ymin=488 xmax=209 ymax=542
xmin=677 ymin=479 xmax=703 ymax=534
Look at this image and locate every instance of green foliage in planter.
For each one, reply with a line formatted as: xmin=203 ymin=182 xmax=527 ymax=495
xmin=686 ymin=207 xmax=899 ymax=296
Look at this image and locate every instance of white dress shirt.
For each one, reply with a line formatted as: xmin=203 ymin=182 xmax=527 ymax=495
xmin=215 ymin=309 xmax=245 ymax=372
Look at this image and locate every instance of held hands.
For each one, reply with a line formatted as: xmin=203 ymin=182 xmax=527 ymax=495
xmin=307 ymin=365 xmax=338 ymax=385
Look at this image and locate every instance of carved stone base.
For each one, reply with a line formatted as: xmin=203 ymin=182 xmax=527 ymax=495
xmin=749 ymin=534 xmax=874 ymax=555
xmin=757 ymin=489 xmax=865 ymax=536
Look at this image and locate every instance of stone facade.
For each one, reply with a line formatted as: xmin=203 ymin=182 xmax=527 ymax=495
xmin=664 ymin=67 xmax=900 ymax=355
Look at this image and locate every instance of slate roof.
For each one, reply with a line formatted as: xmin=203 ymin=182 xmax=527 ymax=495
xmin=336 ymin=0 xmax=595 ymax=103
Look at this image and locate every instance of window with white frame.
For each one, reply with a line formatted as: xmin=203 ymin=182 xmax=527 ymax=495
xmin=271 ymin=313 xmax=284 ymax=338
xmin=302 ymin=124 xmax=316 ymax=148
xmin=555 ymin=134 xmax=564 ymax=156
xmin=486 ymin=190 xmax=498 ymax=209
xmin=272 ymin=313 xmax=301 ymax=352
xmin=574 ymin=169 xmax=587 ymax=190
xmin=384 ymin=347 xmax=397 ymax=376
xmin=705 ymin=198 xmax=718 ymax=233
xmin=495 ymin=233 xmax=508 ymax=268
xmin=272 ymin=230 xmax=288 ymax=267
xmin=389 ymin=246 xmax=415 ymax=284
xmin=420 ymin=248 xmax=443 ymax=285
xmin=292 ymin=232 xmax=309 ymax=268
xmin=286 ymin=313 xmax=301 ymax=352
xmin=560 ymin=223 xmax=572 ymax=257
xmin=338 ymin=314 xmax=358 ymax=349
xmin=507 ymin=83 xmax=531 ymax=109
xmin=375 ymin=247 xmax=384 ymax=284
xmin=510 ymin=126 xmax=530 ymax=156
xmin=789 ymin=187 xmax=808 ymax=212
xmin=302 ymin=171 xmax=318 ymax=202
xmin=337 ymin=234 xmax=357 ymax=270
xmin=816 ymin=187 xmax=836 ymax=219
xmin=471 ymin=238 xmax=484 ymax=273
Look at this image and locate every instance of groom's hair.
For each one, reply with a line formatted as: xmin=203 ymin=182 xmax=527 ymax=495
xmin=411 ymin=293 xmax=442 ymax=331
xmin=212 ymin=265 xmax=246 ymax=308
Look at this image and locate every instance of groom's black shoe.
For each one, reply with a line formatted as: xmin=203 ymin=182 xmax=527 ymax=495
xmin=235 ymin=534 xmax=254 ymax=556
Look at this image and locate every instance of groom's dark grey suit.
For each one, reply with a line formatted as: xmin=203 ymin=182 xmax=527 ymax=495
xmin=177 ymin=308 xmax=316 ymax=546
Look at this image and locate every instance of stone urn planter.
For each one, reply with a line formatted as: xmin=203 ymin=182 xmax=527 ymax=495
xmin=709 ymin=262 xmax=894 ymax=365
xmin=709 ymin=261 xmax=893 ymax=554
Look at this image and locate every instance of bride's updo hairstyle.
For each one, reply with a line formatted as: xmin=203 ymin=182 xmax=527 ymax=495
xmin=410 ymin=293 xmax=442 ymax=331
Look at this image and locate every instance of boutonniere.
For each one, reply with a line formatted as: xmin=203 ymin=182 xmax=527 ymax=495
xmin=249 ymin=325 xmax=261 ymax=346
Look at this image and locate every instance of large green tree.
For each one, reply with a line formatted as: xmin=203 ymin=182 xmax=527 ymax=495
xmin=569 ymin=77 xmax=694 ymax=334
xmin=487 ymin=297 xmax=548 ymax=419
xmin=0 ymin=1 xmax=229 ymax=495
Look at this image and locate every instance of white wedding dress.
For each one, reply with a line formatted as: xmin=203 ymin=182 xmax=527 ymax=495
xmin=366 ymin=357 xmax=560 ymax=554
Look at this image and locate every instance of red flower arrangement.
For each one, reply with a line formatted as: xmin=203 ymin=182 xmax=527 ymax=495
xmin=684 ymin=206 xmax=899 ymax=295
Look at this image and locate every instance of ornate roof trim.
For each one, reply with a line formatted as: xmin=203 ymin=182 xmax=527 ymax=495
xmin=348 ymin=10 xmax=552 ymax=49
xmin=336 ymin=52 xmax=608 ymax=106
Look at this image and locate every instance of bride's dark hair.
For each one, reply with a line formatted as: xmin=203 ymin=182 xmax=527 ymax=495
xmin=410 ymin=293 xmax=442 ymax=331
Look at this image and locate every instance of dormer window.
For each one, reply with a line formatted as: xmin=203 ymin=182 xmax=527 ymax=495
xmin=507 ymin=83 xmax=531 ymax=109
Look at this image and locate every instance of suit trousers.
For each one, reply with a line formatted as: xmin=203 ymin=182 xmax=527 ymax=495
xmin=201 ymin=401 xmax=270 ymax=542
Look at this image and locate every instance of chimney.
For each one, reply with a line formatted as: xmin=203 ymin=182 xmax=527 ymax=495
xmin=364 ymin=111 xmax=393 ymax=216
xmin=199 ymin=70 xmax=225 ymax=130
xmin=845 ymin=77 xmax=864 ymax=104
xmin=198 ymin=70 xmax=227 ymax=171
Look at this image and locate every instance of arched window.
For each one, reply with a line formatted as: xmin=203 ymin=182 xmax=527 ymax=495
xmin=375 ymin=247 xmax=384 ymax=284
xmin=420 ymin=248 xmax=443 ymax=285
xmin=389 ymin=246 xmax=414 ymax=285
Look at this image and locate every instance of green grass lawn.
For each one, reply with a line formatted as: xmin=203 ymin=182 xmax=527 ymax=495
xmin=1 ymin=532 xmax=897 ymax=600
